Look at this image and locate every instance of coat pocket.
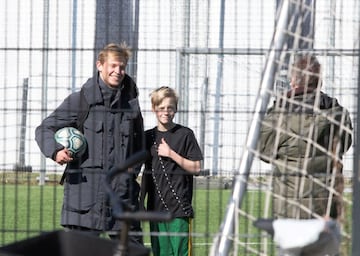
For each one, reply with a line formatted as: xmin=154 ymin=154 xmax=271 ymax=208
xmin=63 ymin=171 xmax=101 ymax=213
xmin=82 ymin=118 xmax=103 ymax=168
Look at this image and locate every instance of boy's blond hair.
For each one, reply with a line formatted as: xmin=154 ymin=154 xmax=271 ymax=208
xmin=97 ymin=42 xmax=132 ymax=64
xmin=150 ymin=86 xmax=179 ymax=111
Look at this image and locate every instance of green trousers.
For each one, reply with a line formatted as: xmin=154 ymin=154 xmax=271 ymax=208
xmin=150 ymin=217 xmax=192 ymax=256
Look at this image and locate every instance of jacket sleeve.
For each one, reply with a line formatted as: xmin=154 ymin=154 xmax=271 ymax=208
xmin=35 ymin=92 xmax=81 ymax=159
xmin=126 ymin=77 xmax=145 ymax=154
xmin=134 ymin=110 xmax=145 ymax=153
xmin=319 ymin=107 xmax=354 ymax=157
xmin=258 ymin=109 xmax=278 ymax=163
xmin=339 ymin=109 xmax=353 ymax=155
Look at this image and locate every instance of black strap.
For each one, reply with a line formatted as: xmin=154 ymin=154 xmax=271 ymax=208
xmin=76 ymin=88 xmax=90 ymax=133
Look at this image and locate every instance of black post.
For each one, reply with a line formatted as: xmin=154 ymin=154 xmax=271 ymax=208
xmin=94 ymin=0 xmax=139 ymax=78
xmin=352 ymin=23 xmax=360 ymax=256
xmin=19 ymin=78 xmax=28 ymax=166
xmin=14 ymin=78 xmax=32 ymax=172
xmin=276 ymin=0 xmax=315 ymax=67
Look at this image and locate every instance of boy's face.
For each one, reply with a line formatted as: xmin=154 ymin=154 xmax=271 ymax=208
xmin=153 ymin=97 xmax=177 ymax=129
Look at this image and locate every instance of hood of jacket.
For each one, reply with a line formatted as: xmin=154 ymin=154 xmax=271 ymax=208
xmin=277 ymin=88 xmax=341 ymax=114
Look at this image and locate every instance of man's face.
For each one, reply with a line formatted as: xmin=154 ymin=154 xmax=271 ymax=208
xmin=96 ymin=53 xmax=127 ymax=88
xmin=289 ymin=76 xmax=297 ymax=88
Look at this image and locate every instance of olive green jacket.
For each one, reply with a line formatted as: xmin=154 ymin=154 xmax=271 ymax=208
xmin=259 ymin=89 xmax=352 ymax=219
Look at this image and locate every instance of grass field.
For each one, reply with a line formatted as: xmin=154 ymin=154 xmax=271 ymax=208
xmin=0 ymin=173 xmax=352 ymax=255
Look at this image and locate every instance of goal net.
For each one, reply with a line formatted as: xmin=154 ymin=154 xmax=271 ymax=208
xmin=211 ymin=0 xmax=358 ymax=255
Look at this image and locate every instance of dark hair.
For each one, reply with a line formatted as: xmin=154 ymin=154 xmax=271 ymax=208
xmin=291 ymin=53 xmax=321 ymax=88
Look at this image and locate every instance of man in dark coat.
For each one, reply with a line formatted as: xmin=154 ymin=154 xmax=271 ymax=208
xmin=35 ymin=43 xmax=145 ymax=247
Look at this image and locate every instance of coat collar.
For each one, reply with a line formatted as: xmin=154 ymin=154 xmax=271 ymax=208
xmin=81 ymin=72 xmax=105 ymax=106
xmin=286 ymin=87 xmax=315 ymax=98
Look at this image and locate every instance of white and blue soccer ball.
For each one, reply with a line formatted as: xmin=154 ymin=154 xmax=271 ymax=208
xmin=54 ymin=127 xmax=87 ymax=157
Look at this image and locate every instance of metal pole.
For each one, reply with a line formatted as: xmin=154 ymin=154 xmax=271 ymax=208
xmin=212 ymin=0 xmax=225 ymax=176
xmin=18 ymin=78 xmax=29 ymax=167
xmin=200 ymin=77 xmax=208 ymax=163
xmin=71 ymin=0 xmax=77 ymax=92
xmin=328 ymin=0 xmax=336 ymax=95
xmin=200 ymin=1 xmax=211 ymax=167
xmin=39 ymin=1 xmax=49 ymax=185
xmin=176 ymin=0 xmax=191 ymax=126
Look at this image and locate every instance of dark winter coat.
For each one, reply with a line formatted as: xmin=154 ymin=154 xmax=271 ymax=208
xmin=35 ymin=72 xmax=144 ymax=231
xmin=259 ymin=89 xmax=352 ymax=219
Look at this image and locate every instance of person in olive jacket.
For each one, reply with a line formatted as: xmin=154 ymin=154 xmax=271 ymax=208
xmin=259 ymin=53 xmax=353 ymax=220
xmin=35 ymin=43 xmax=145 ymax=246
xmin=259 ymin=54 xmax=352 ymax=219
xmin=258 ymin=54 xmax=353 ymax=255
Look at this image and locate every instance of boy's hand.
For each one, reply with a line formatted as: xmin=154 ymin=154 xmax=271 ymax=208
xmin=157 ymin=138 xmax=172 ymax=158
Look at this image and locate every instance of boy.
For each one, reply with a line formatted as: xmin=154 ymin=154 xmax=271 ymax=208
xmin=140 ymin=86 xmax=203 ymax=256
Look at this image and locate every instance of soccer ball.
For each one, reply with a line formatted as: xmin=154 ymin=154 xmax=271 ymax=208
xmin=54 ymin=127 xmax=87 ymax=157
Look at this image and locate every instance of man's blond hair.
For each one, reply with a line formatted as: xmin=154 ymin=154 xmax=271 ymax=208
xmin=97 ymin=42 xmax=132 ymax=64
